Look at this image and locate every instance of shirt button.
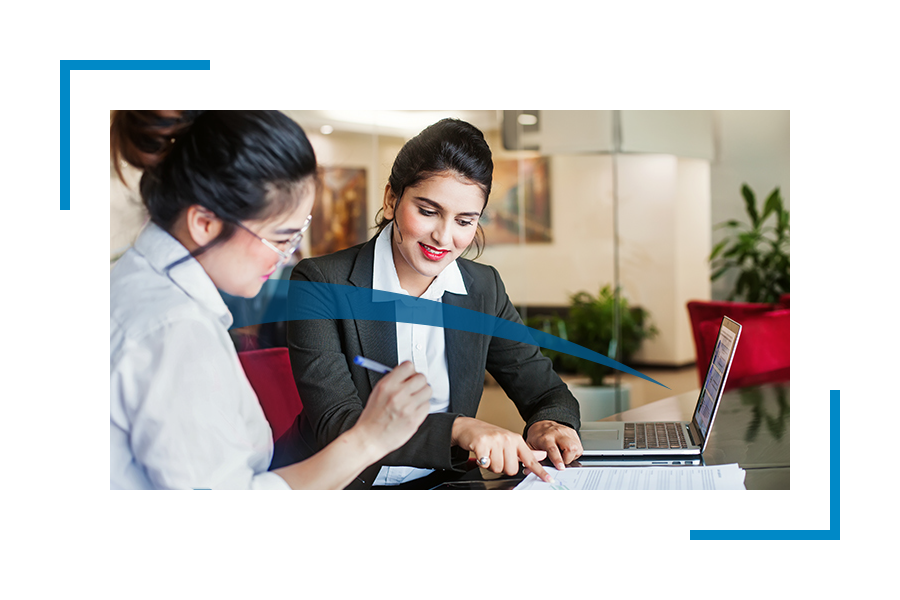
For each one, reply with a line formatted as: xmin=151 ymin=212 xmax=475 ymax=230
xmin=416 ymin=344 xmax=423 ymax=350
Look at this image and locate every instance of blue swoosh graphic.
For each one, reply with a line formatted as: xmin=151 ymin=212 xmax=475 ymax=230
xmin=224 ymin=279 xmax=668 ymax=389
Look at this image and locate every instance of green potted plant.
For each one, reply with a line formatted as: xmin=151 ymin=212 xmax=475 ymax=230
xmin=528 ymin=285 xmax=658 ymax=420
xmin=710 ymin=184 xmax=790 ymax=303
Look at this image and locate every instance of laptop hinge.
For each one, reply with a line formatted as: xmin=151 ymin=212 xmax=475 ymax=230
xmin=687 ymin=425 xmax=697 ymax=447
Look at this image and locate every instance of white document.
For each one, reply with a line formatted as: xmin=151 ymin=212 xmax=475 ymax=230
xmin=514 ymin=464 xmax=746 ymax=490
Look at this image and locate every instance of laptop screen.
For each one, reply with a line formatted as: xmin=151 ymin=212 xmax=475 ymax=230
xmin=692 ymin=318 xmax=741 ymax=441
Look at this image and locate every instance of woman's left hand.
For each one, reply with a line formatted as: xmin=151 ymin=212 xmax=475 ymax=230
xmin=525 ymin=420 xmax=583 ymax=470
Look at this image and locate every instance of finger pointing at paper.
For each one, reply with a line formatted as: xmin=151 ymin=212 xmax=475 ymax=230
xmin=452 ymin=417 xmax=555 ymax=483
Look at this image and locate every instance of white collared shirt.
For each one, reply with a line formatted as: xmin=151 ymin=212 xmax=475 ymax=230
xmin=371 ymin=223 xmax=467 ymax=485
xmin=110 ymin=222 xmax=289 ymax=490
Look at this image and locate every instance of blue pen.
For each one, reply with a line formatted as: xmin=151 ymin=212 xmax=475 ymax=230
xmin=353 ymin=355 xmax=393 ymax=374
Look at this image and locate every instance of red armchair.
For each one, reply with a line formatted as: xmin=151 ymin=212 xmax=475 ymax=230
xmin=687 ymin=300 xmax=790 ymax=391
xmin=237 ymin=347 xmax=304 ymax=441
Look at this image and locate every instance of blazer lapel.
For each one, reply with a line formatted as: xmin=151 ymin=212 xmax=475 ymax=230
xmin=348 ymin=238 xmax=398 ymax=392
xmin=442 ymin=266 xmax=487 ymax=416
xmin=354 ymin=318 xmax=398 ymax=392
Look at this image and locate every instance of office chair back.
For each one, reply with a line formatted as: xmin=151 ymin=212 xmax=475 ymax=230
xmin=689 ymin=302 xmax=790 ymax=390
xmin=238 ymin=347 xmax=303 ymax=441
xmin=687 ymin=300 xmax=777 ymax=385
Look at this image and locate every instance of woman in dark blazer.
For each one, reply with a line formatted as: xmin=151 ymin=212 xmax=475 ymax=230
xmin=284 ymin=118 xmax=582 ymax=487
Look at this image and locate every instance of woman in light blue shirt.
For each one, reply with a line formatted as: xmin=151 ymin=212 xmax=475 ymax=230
xmin=110 ymin=110 xmax=431 ymax=489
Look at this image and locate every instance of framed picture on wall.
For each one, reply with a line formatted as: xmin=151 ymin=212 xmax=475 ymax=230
xmin=309 ymin=166 xmax=368 ymax=256
xmin=481 ymin=156 xmax=551 ymax=245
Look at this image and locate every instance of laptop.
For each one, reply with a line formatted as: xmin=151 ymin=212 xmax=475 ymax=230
xmin=579 ymin=316 xmax=742 ymax=457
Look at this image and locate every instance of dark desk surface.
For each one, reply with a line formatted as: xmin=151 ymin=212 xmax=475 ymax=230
xmin=424 ymin=382 xmax=790 ymax=490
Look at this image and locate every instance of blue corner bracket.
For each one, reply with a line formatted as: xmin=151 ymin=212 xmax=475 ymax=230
xmin=59 ymin=59 xmax=211 ymax=211
xmin=691 ymin=389 xmax=840 ymax=541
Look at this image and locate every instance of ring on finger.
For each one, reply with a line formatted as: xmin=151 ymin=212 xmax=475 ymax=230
xmin=477 ymin=456 xmax=490 ymax=467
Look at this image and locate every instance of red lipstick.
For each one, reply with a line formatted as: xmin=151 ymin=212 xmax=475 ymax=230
xmin=419 ymin=242 xmax=449 ymax=261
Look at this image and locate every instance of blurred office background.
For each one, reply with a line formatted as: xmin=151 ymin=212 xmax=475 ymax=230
xmin=110 ymin=110 xmax=789 ymax=430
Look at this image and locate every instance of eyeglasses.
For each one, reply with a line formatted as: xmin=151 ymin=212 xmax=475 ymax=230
xmin=236 ymin=214 xmax=312 ymax=266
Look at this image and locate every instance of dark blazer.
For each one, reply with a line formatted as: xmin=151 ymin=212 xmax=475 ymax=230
xmin=282 ymin=235 xmax=580 ymax=485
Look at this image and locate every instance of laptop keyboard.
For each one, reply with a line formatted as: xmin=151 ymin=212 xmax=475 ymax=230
xmin=624 ymin=422 xmax=689 ymax=449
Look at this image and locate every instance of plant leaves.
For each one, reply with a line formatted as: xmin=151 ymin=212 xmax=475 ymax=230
xmin=713 ymin=183 xmax=789 ymax=302
xmin=741 ymin=184 xmax=759 ymax=227
xmin=558 ymin=284 xmax=657 ymax=383
xmin=710 ymin=265 xmax=731 ymax=281
xmin=713 ymin=219 xmax=743 ymax=231
xmin=761 ymin=187 xmax=782 ymax=223
xmin=777 ymin=208 xmax=790 ymax=236
xmin=709 ymin=239 xmax=730 ymax=260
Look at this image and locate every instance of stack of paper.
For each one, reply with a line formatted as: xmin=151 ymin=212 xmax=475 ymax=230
xmin=514 ymin=463 xmax=746 ymax=490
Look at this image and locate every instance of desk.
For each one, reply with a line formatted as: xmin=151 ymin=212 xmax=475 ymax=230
xmin=424 ymin=382 xmax=790 ymax=490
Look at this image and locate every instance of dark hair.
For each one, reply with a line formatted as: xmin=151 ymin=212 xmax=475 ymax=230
xmin=376 ymin=118 xmax=493 ymax=257
xmin=110 ymin=110 xmax=317 ymax=259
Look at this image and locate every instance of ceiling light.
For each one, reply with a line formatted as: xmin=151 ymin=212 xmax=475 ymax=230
xmin=517 ymin=113 xmax=538 ymax=126
xmin=320 ymin=125 xmax=334 ymax=135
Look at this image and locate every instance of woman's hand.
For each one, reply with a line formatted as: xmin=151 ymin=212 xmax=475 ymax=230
xmin=451 ymin=417 xmax=554 ymax=483
xmin=525 ymin=420 xmax=583 ymax=470
xmin=275 ymin=362 xmax=431 ymax=490
xmin=353 ymin=361 xmax=432 ymax=459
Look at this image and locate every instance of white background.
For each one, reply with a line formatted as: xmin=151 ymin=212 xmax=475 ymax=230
xmin=1 ymin=1 xmax=895 ymax=598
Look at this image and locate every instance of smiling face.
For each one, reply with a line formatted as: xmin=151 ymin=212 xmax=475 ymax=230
xmin=195 ymin=181 xmax=315 ymax=298
xmin=383 ymin=171 xmax=486 ymax=297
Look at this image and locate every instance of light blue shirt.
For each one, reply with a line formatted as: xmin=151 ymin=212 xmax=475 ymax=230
xmin=110 ymin=223 xmax=289 ymax=490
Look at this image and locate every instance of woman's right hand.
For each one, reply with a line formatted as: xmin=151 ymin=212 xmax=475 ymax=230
xmin=451 ymin=417 xmax=554 ymax=483
xmin=352 ymin=361 xmax=432 ymax=458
